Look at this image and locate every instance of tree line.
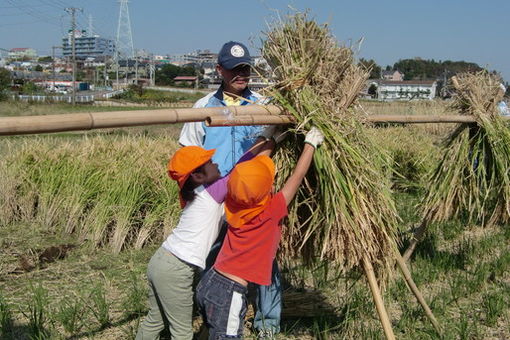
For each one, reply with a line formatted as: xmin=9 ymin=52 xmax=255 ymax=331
xmin=155 ymin=64 xmax=196 ymax=86
xmin=358 ymin=58 xmax=485 ymax=80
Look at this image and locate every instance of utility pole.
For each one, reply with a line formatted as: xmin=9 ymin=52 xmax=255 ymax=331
xmin=104 ymin=57 xmax=108 ymax=88
xmin=149 ymin=56 xmax=155 ymax=86
xmin=51 ymin=46 xmax=62 ymax=92
xmin=135 ymin=54 xmax=138 ymax=85
xmin=65 ymin=7 xmax=82 ymax=105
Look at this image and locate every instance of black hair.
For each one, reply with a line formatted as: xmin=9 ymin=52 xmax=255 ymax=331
xmin=180 ymin=162 xmax=208 ymax=203
xmin=180 ymin=175 xmax=197 ymax=203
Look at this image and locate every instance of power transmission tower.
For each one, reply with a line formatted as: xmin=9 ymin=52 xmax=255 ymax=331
xmin=88 ymin=14 xmax=94 ymax=36
xmin=65 ymin=7 xmax=82 ymax=105
xmin=115 ymin=0 xmax=134 ymax=88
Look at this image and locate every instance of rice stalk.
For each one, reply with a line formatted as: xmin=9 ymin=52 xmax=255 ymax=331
xmin=0 ymin=134 xmax=180 ymax=252
xmin=261 ymin=12 xmax=399 ymax=279
xmin=421 ymin=71 xmax=510 ymax=226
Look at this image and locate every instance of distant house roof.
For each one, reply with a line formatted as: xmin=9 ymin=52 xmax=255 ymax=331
xmin=10 ymin=48 xmax=31 ymax=52
xmin=374 ymin=79 xmax=436 ymax=86
xmin=377 ymin=80 xmax=436 ymax=86
xmin=174 ymin=76 xmax=197 ymax=81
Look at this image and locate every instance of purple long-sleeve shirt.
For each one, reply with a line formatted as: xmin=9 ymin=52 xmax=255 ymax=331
xmin=204 ymin=151 xmax=254 ymax=203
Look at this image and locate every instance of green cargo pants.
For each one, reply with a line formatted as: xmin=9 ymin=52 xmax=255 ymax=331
xmin=136 ymin=247 xmax=198 ymax=340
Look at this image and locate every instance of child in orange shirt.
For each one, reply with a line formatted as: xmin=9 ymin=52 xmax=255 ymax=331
xmin=195 ymin=127 xmax=324 ymax=339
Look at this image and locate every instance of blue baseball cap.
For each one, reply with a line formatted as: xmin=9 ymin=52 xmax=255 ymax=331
xmin=217 ymin=41 xmax=252 ymax=70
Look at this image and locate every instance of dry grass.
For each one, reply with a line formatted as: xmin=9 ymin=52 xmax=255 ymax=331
xmin=359 ymin=99 xmax=455 ymax=136
xmin=261 ymin=11 xmax=399 ymax=280
xmin=0 ymin=134 xmax=181 ymax=253
xmin=421 ymin=71 xmax=510 ymax=225
xmin=0 ymin=99 xmax=509 ymax=339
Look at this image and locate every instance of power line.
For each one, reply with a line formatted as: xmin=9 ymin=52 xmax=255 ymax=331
xmin=35 ymin=0 xmax=64 ymax=10
xmin=4 ymin=0 xmax=61 ymax=26
xmin=0 ymin=3 xmax=52 ymax=9
xmin=1 ymin=0 xmax=112 ymax=38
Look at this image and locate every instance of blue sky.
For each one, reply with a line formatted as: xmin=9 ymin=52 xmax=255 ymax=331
xmin=1 ymin=0 xmax=509 ymax=81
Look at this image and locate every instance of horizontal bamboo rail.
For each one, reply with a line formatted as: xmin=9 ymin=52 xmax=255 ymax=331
xmin=206 ymin=114 xmax=295 ymax=126
xmin=0 ymin=105 xmax=282 ymax=136
xmin=1 ymin=105 xmax=509 ymax=136
xmin=368 ymin=115 xmax=480 ymax=124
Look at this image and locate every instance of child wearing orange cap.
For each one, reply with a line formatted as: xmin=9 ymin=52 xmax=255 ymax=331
xmin=195 ymin=127 xmax=324 ymax=339
xmin=136 ymin=139 xmax=275 ymax=340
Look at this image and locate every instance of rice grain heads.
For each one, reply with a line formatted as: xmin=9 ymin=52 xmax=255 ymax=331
xmin=261 ymin=12 xmax=399 ymax=278
xmin=421 ymin=71 xmax=510 ymax=226
xmin=0 ymin=135 xmax=180 ymax=253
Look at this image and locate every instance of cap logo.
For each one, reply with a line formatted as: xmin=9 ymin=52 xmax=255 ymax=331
xmin=230 ymin=45 xmax=245 ymax=58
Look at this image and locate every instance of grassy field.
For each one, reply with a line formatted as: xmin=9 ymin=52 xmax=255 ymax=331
xmin=0 ymin=100 xmax=509 ymax=339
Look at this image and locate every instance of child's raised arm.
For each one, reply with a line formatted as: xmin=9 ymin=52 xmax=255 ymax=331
xmin=281 ymin=127 xmax=324 ymax=206
xmin=244 ymin=125 xmax=286 ymax=159
xmin=248 ymin=138 xmax=276 ymax=158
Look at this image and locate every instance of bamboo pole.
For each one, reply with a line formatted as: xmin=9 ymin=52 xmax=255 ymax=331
xmin=2 ymin=104 xmax=510 ymax=136
xmin=361 ymin=256 xmax=396 ymax=340
xmin=206 ymin=114 xmax=294 ymax=126
xmin=367 ymin=115 xmax=478 ymax=124
xmin=0 ymin=105 xmax=283 ymax=136
xmin=394 ymin=251 xmax=441 ymax=334
xmin=402 ymin=219 xmax=428 ymax=262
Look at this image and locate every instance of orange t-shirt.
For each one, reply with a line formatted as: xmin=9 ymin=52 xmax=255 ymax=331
xmin=214 ymin=192 xmax=288 ymax=285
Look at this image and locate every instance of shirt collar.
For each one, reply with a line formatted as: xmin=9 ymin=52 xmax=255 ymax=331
xmin=214 ymin=84 xmax=253 ymax=104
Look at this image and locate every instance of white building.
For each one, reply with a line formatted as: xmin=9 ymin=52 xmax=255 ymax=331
xmin=62 ymin=31 xmax=115 ymax=58
xmin=8 ymin=48 xmax=37 ymax=60
xmin=373 ymin=80 xmax=437 ymax=100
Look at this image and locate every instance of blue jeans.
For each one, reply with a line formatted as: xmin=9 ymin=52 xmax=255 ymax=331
xmin=204 ymin=223 xmax=282 ymax=333
xmin=253 ymin=261 xmax=281 ymax=333
xmin=196 ymin=269 xmax=248 ymax=339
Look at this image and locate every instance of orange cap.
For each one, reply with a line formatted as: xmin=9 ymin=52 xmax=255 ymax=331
xmin=225 ymin=155 xmax=275 ymax=228
xmin=167 ymin=146 xmax=216 ymax=207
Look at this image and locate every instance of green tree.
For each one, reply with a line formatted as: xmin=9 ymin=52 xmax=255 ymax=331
xmin=76 ymin=71 xmax=85 ymax=81
xmin=38 ymin=56 xmax=53 ymax=63
xmin=393 ymin=58 xmax=483 ymax=80
xmin=367 ymin=83 xmax=377 ymax=98
xmin=155 ymin=64 xmax=196 ymax=86
xmin=21 ymin=81 xmax=40 ymax=94
xmin=34 ymin=65 xmax=43 ymax=72
xmin=358 ymin=58 xmax=381 ymax=79
xmin=0 ymin=67 xmax=11 ymax=100
xmin=0 ymin=68 xmax=11 ymax=91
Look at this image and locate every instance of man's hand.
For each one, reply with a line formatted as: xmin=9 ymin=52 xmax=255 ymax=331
xmin=259 ymin=125 xmax=288 ymax=144
xmin=259 ymin=125 xmax=277 ymax=141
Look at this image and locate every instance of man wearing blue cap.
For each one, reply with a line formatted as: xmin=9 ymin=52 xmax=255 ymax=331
xmin=180 ymin=41 xmax=265 ymax=176
xmin=179 ymin=41 xmax=281 ymax=338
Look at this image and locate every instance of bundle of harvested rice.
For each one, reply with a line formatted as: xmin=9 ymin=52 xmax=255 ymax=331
xmin=420 ymin=71 xmax=510 ymax=226
xmin=261 ymin=12 xmax=399 ymax=278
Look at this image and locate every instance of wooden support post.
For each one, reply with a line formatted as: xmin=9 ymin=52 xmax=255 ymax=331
xmin=361 ymin=256 xmax=396 ymax=340
xmin=402 ymin=219 xmax=428 ymax=262
xmin=394 ymin=251 xmax=441 ymax=335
